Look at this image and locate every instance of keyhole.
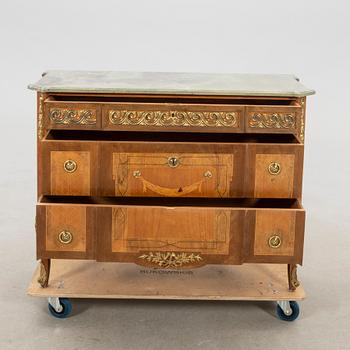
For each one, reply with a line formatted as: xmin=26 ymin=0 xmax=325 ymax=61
xmin=168 ymin=157 xmax=179 ymax=168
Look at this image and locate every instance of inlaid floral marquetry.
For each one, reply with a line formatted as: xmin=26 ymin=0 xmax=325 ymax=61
xmin=49 ymin=108 xmax=97 ymax=125
xmin=248 ymin=113 xmax=296 ymax=129
xmin=112 ymin=152 xmax=234 ymax=198
xmin=108 ymin=110 xmax=238 ymax=128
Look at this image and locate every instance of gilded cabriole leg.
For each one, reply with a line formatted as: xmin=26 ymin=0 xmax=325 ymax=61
xmin=287 ymin=264 xmax=300 ymax=291
xmin=38 ymin=259 xmax=51 ymax=288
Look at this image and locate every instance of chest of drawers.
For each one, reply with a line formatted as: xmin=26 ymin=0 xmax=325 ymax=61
xmin=29 ymin=71 xmax=314 ymax=291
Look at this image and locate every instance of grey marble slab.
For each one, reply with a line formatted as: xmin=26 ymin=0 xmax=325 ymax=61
xmin=28 ymin=70 xmax=315 ymax=97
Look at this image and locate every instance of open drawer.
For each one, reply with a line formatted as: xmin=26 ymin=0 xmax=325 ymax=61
xmin=36 ymin=197 xmax=305 ymax=267
xmin=100 ymin=141 xmax=243 ymax=198
xmin=44 ymin=97 xmax=102 ymax=130
xmin=102 ymin=102 xmax=244 ymax=133
xmin=41 ymin=132 xmax=303 ymax=199
xmin=245 ymin=103 xmax=303 ymax=141
xmin=42 ymin=94 xmax=303 ymax=137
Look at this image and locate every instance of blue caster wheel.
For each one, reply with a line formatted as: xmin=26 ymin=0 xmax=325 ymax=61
xmin=48 ymin=298 xmax=72 ymax=318
xmin=276 ymin=301 xmax=300 ymax=321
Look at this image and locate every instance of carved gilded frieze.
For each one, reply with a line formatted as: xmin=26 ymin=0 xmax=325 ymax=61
xmin=38 ymin=94 xmax=44 ymax=140
xmin=248 ymin=113 xmax=296 ymax=129
xmin=138 ymin=252 xmax=203 ymax=269
xmin=299 ymin=98 xmax=306 ymax=142
xmin=49 ymin=108 xmax=97 ymax=125
xmin=108 ymin=110 xmax=238 ymax=128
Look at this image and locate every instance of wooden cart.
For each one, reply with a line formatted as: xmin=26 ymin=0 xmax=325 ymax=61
xmin=27 ymin=260 xmax=305 ymax=321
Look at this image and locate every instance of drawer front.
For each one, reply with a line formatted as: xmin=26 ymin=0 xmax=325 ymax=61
xmin=44 ymin=100 xmax=101 ymax=130
xmin=245 ymin=105 xmax=302 ymax=140
xmin=40 ymin=142 xmax=302 ymax=199
xmin=100 ymin=143 xmax=244 ymax=198
xmin=36 ymin=205 xmax=95 ymax=259
xmin=247 ymin=144 xmax=304 ymax=199
xmin=40 ymin=141 xmax=98 ymax=196
xmin=113 ymin=153 xmax=233 ymax=197
xmin=36 ymin=202 xmax=305 ymax=266
xmin=244 ymin=209 xmax=305 ymax=264
xmin=97 ymin=205 xmax=244 ymax=267
xmin=102 ymin=103 xmax=244 ymax=133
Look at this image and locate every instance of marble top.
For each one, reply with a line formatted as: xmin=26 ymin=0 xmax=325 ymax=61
xmin=28 ymin=70 xmax=315 ymax=97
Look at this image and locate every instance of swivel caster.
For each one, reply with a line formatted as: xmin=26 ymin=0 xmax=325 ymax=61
xmin=48 ymin=297 xmax=72 ymax=318
xmin=276 ymin=300 xmax=300 ymax=321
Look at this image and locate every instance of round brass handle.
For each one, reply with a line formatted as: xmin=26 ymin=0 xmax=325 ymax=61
xmin=204 ymin=170 xmax=213 ymax=178
xmin=58 ymin=230 xmax=73 ymax=244
xmin=168 ymin=156 xmax=180 ymax=168
xmin=64 ymin=160 xmax=77 ymax=173
xmin=133 ymin=170 xmax=141 ymax=178
xmin=268 ymin=162 xmax=281 ymax=175
xmin=268 ymin=235 xmax=282 ymax=248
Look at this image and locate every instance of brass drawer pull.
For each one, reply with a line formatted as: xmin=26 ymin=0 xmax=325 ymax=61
xmin=58 ymin=230 xmax=73 ymax=244
xmin=268 ymin=162 xmax=281 ymax=175
xmin=168 ymin=156 xmax=180 ymax=168
xmin=268 ymin=235 xmax=282 ymax=248
xmin=204 ymin=170 xmax=212 ymax=178
xmin=63 ymin=160 xmax=77 ymax=173
xmin=133 ymin=170 xmax=141 ymax=178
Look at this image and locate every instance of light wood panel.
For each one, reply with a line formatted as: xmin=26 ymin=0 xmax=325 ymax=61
xmin=50 ymin=151 xmax=91 ymax=195
xmin=111 ymin=206 xmax=231 ymax=255
xmin=36 ymin=204 xmax=96 ymax=260
xmin=254 ymin=154 xmax=295 ymax=198
xmin=46 ymin=205 xmax=87 ymax=252
xmin=100 ymin=142 xmax=245 ymax=198
xmin=245 ymin=143 xmax=304 ymax=199
xmin=254 ymin=210 xmax=296 ymax=256
xmin=113 ymin=153 xmax=234 ymax=197
xmin=40 ymin=141 xmax=99 ymax=197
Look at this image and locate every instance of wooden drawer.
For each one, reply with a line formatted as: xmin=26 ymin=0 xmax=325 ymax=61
xmin=97 ymin=204 xmax=243 ymax=267
xmin=44 ymin=98 xmax=102 ymax=130
xmin=40 ymin=141 xmax=98 ymax=196
xmin=100 ymin=142 xmax=244 ymax=198
xmin=244 ymin=207 xmax=305 ymax=264
xmin=36 ymin=198 xmax=305 ymax=266
xmin=97 ymin=200 xmax=304 ymax=266
xmin=101 ymin=142 xmax=302 ymax=199
xmin=36 ymin=204 xmax=96 ymax=259
xmin=247 ymin=144 xmax=304 ymax=199
xmin=39 ymin=138 xmax=302 ymax=199
xmin=102 ymin=102 xmax=244 ymax=133
xmin=245 ymin=105 xmax=302 ymax=141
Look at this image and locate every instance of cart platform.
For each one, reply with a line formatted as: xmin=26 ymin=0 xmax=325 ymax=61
xmin=27 ymin=260 xmax=305 ymax=301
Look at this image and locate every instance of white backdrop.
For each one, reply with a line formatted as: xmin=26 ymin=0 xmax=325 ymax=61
xmin=0 ymin=1 xmax=349 ymax=349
